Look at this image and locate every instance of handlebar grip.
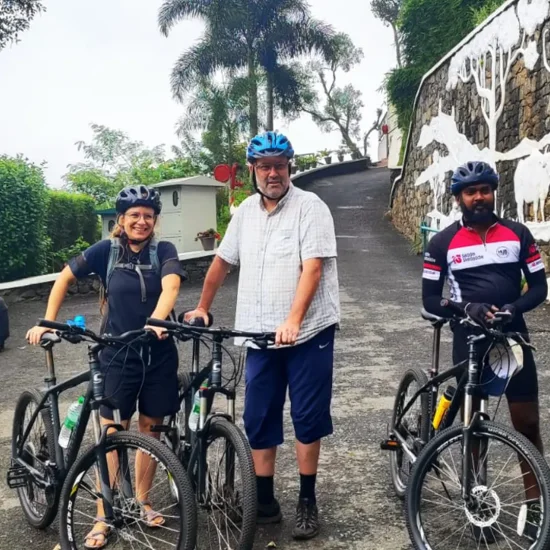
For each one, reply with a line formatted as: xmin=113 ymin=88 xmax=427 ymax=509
xmin=177 ymin=310 xmax=214 ymax=327
xmin=440 ymin=299 xmax=465 ymax=317
xmin=38 ymin=319 xmax=75 ymax=332
xmin=178 ymin=309 xmax=214 ymax=328
xmin=145 ymin=317 xmax=180 ymax=330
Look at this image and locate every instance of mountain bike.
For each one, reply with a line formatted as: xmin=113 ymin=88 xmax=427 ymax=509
xmin=382 ymin=300 xmax=550 ymax=549
xmin=146 ymin=313 xmax=275 ymax=550
xmin=8 ymin=319 xmax=197 ymax=550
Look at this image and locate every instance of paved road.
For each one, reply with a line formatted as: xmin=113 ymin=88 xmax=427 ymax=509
xmin=2 ymin=167 xmax=550 ymax=549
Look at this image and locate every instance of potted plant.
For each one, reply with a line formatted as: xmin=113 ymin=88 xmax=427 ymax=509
xmin=290 ymin=163 xmax=298 ymax=174
xmin=351 ymin=149 xmax=361 ymax=160
xmin=320 ymin=149 xmax=332 ymax=164
xmin=195 ymin=228 xmax=221 ymax=251
xmin=337 ymin=147 xmax=346 ymax=162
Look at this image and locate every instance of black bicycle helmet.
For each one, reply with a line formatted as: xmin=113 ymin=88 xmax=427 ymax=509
xmin=115 ymin=185 xmax=162 ymax=215
xmin=451 ymin=161 xmax=499 ymax=196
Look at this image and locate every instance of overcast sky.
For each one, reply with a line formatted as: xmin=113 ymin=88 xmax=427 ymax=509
xmin=0 ymin=0 xmax=396 ymax=187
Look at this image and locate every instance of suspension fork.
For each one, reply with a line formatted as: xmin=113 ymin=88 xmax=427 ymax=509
xmin=461 ymin=335 xmax=488 ymax=500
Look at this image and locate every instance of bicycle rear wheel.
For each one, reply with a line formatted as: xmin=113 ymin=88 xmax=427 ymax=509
xmin=11 ymin=389 xmax=58 ymax=529
xmin=59 ymin=431 xmax=197 ymax=550
xmin=405 ymin=421 xmax=550 ymax=550
xmin=188 ymin=416 xmax=257 ymax=550
xmin=389 ymin=368 xmax=430 ymax=498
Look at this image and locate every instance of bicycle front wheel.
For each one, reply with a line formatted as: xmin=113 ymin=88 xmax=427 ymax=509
xmin=188 ymin=416 xmax=257 ymax=550
xmin=59 ymin=431 xmax=197 ymax=550
xmin=390 ymin=367 xmax=430 ymax=498
xmin=405 ymin=420 xmax=550 ymax=550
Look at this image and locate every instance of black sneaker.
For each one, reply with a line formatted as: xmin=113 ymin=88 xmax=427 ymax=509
xmin=523 ymin=500 xmax=542 ymax=542
xmin=257 ymin=498 xmax=282 ymax=524
xmin=471 ymin=525 xmax=497 ymax=544
xmin=292 ymin=498 xmax=319 ymax=540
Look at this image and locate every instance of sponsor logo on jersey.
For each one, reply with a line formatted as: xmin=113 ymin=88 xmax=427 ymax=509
xmin=496 ymin=246 xmax=509 ymax=258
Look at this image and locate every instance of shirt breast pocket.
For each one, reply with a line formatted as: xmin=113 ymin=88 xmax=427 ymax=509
xmin=271 ymin=230 xmax=295 ymax=257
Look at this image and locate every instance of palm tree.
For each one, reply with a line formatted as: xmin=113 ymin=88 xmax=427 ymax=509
xmin=175 ymin=76 xmax=252 ymax=169
xmin=158 ymin=0 xmax=334 ymax=135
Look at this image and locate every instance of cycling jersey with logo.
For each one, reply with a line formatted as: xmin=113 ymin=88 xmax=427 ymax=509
xmin=422 ymin=218 xmax=544 ymax=308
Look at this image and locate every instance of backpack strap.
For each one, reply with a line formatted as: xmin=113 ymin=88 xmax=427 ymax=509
xmin=105 ymin=237 xmax=122 ymax=295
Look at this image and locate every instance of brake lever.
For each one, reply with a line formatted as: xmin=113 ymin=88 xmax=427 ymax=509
xmin=63 ymin=332 xmax=84 ymax=345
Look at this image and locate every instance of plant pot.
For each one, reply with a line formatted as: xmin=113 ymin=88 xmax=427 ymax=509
xmin=351 ymin=152 xmax=359 ymax=160
xmin=312 ymin=161 xmax=318 ymax=168
xmin=337 ymin=155 xmax=344 ymax=162
xmin=324 ymin=156 xmax=332 ymax=165
xmin=199 ymin=236 xmax=215 ymax=250
xmin=291 ymin=165 xmax=298 ymax=174
xmin=305 ymin=162 xmax=311 ymax=169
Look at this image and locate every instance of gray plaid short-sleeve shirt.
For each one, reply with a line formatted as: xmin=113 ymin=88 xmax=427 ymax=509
xmin=217 ymin=184 xmax=340 ymax=345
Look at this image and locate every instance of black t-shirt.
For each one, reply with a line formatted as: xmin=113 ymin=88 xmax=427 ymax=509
xmin=69 ymin=238 xmax=185 ymax=338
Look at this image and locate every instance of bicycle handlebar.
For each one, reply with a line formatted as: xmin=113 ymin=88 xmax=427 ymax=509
xmin=145 ymin=316 xmax=276 ymax=347
xmin=38 ymin=319 xmax=152 ymax=347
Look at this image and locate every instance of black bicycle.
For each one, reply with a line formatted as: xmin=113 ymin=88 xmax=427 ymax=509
xmin=146 ymin=313 xmax=275 ymax=550
xmin=382 ymin=300 xmax=550 ymax=549
xmin=9 ymin=319 xmax=197 ymax=550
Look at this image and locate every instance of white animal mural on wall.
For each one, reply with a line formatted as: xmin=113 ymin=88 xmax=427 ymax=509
xmin=414 ymin=0 xmax=550 ymax=242
xmin=514 ymin=148 xmax=550 ymax=224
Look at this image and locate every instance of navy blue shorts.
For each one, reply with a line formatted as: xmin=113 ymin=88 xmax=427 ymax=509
xmin=99 ymin=342 xmax=180 ymax=421
xmin=243 ymin=325 xmax=336 ymax=449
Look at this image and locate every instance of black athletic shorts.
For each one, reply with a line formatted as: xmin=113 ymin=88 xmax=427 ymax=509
xmin=99 ymin=341 xmax=179 ymax=420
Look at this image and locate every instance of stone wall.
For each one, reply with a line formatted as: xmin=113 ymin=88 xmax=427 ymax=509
xmin=391 ymin=0 xmax=550 ymax=266
xmin=0 ymin=256 xmax=216 ymax=305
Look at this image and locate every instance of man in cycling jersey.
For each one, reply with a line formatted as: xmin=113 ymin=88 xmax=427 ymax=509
xmin=186 ymin=131 xmax=340 ymax=540
xmin=422 ymin=160 xmax=548 ymax=540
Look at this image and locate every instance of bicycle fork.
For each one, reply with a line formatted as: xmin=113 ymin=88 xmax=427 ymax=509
xmin=461 ymin=335 xmax=489 ymax=501
xmin=89 ymin=348 xmax=131 ymax=524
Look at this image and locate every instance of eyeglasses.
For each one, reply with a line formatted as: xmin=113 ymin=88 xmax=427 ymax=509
xmin=255 ymin=162 xmax=289 ymax=174
xmin=125 ymin=213 xmax=155 ymax=222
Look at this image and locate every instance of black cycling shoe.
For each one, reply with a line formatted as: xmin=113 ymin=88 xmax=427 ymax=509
xmin=292 ymin=498 xmax=319 ymax=540
xmin=471 ymin=525 xmax=497 ymax=544
xmin=256 ymin=498 xmax=282 ymax=524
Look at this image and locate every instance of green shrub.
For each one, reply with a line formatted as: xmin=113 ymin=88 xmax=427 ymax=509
xmin=45 ymin=190 xmax=100 ymax=272
xmin=0 ymin=156 xmax=49 ymax=282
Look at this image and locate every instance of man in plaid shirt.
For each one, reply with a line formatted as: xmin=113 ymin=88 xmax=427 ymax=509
xmin=186 ymin=131 xmax=340 ymax=540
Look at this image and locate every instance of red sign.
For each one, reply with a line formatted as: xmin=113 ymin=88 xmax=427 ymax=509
xmin=382 ymin=124 xmax=389 ymax=135
xmin=213 ymin=164 xmax=231 ymax=183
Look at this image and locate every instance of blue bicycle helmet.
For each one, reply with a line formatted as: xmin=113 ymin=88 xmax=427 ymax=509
xmin=451 ymin=161 xmax=499 ymax=196
xmin=116 ymin=185 xmax=162 ymax=215
xmin=247 ymin=131 xmax=295 ymax=163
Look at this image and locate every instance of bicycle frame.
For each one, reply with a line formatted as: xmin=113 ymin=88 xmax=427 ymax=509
xmin=390 ymin=328 xmax=490 ymax=464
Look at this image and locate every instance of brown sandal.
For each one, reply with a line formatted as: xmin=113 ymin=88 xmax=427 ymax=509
xmin=84 ymin=517 xmax=111 ymax=549
xmin=139 ymin=500 xmax=166 ymax=528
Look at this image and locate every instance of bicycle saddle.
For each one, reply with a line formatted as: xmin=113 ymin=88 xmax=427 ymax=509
xmin=421 ymin=308 xmax=449 ymax=327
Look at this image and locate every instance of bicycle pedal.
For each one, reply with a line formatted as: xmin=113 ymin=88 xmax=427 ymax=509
xmin=7 ymin=464 xmax=29 ymax=489
xmin=380 ymin=438 xmax=400 ymax=451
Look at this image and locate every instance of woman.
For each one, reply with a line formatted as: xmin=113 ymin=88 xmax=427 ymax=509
xmin=27 ymin=184 xmax=186 ymax=549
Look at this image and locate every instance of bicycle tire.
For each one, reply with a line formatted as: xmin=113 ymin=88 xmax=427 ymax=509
xmin=405 ymin=420 xmax=550 ymax=550
xmin=59 ymin=431 xmax=197 ymax=550
xmin=390 ymin=367 xmax=430 ymax=499
xmin=188 ymin=416 xmax=257 ymax=550
xmin=11 ymin=389 xmax=58 ymax=529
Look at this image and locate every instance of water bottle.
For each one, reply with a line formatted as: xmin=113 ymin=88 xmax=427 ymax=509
xmin=432 ymin=386 xmax=456 ymax=430
xmin=188 ymin=381 xmax=208 ymax=432
xmin=59 ymin=396 xmax=85 ymax=448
